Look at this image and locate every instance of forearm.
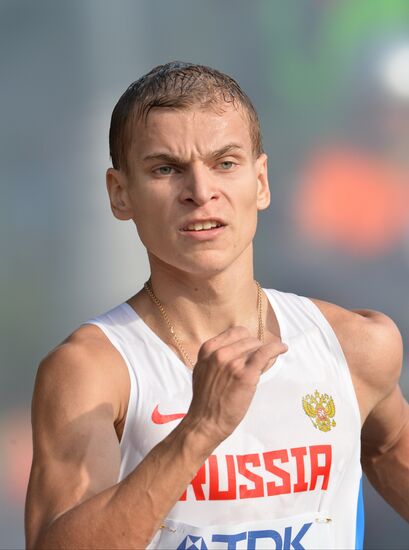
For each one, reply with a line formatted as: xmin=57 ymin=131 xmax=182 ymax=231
xmin=362 ymin=414 xmax=409 ymax=522
xmin=34 ymin=419 xmax=217 ymax=549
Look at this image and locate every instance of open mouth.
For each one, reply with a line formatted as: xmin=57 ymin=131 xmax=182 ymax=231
xmin=181 ymin=221 xmax=225 ymax=232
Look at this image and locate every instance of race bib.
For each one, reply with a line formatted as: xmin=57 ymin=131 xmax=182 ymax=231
xmin=148 ymin=511 xmax=334 ymax=549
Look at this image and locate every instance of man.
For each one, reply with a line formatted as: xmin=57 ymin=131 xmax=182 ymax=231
xmin=25 ymin=62 xmax=408 ymax=549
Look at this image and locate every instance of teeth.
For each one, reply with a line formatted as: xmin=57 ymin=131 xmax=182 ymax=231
xmin=185 ymin=221 xmax=222 ymax=231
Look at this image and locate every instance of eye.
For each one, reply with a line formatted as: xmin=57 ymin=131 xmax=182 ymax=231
xmin=219 ymin=161 xmax=236 ymax=170
xmin=154 ymin=166 xmax=177 ymax=175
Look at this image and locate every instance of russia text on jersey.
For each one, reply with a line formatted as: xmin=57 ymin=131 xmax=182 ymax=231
xmin=179 ymin=445 xmax=332 ymax=501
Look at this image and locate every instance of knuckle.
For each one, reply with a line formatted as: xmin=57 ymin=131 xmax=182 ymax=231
xmin=213 ymin=348 xmax=229 ymax=365
xmin=227 ymin=357 xmax=243 ymax=372
xmin=198 ymin=340 xmax=214 ymax=358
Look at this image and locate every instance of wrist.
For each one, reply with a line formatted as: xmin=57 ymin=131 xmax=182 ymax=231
xmin=173 ymin=414 xmax=222 ymax=461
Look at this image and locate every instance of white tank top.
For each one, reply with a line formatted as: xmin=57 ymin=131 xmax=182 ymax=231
xmin=83 ymin=288 xmax=364 ymax=550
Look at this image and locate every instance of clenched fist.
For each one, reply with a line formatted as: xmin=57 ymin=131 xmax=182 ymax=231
xmin=184 ymin=326 xmax=288 ymax=447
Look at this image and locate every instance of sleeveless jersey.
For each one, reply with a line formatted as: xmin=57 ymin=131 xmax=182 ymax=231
xmin=83 ymin=288 xmax=364 ymax=550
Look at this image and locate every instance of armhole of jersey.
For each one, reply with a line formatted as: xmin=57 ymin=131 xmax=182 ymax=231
xmin=81 ymin=321 xmax=138 ymax=465
xmin=298 ymin=297 xmax=362 ymax=426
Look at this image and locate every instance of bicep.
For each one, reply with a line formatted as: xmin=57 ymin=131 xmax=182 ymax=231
xmin=361 ymin=385 xmax=409 ymax=456
xmin=25 ymin=345 xmax=122 ymax=548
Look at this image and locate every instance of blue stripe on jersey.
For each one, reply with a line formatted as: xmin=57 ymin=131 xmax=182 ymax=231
xmin=355 ymin=477 xmax=365 ymax=549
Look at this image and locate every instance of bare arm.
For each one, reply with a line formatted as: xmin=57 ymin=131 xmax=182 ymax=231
xmin=361 ymin=385 xmax=409 ymax=521
xmin=356 ymin=313 xmax=409 ymax=521
xmin=26 ymin=326 xmax=287 ymax=549
xmin=311 ymin=300 xmax=409 ymax=521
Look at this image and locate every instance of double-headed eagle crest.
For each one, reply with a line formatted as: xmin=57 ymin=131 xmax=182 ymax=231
xmin=302 ymin=390 xmax=336 ymax=432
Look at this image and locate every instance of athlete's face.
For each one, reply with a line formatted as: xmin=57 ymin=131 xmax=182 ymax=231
xmin=106 ymin=104 xmax=270 ymax=276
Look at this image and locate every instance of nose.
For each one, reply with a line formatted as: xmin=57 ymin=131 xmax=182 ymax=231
xmin=179 ymin=164 xmax=219 ymax=206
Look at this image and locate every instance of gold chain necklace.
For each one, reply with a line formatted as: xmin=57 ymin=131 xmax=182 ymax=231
xmin=143 ymin=277 xmax=264 ymax=369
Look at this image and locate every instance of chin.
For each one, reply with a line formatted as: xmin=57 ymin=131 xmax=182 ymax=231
xmin=149 ymin=240 xmax=252 ymax=276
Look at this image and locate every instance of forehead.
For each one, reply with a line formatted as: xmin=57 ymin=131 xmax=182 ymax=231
xmin=130 ymin=104 xmax=253 ymax=160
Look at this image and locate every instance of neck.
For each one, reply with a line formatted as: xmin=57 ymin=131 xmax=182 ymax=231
xmin=144 ymin=247 xmax=260 ymax=343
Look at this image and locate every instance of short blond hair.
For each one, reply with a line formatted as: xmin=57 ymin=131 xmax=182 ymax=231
xmin=109 ymin=61 xmax=264 ymax=172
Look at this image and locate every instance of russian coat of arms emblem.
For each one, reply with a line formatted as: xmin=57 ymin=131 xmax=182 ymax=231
xmin=302 ymin=390 xmax=336 ymax=432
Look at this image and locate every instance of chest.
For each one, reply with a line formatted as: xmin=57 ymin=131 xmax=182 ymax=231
xmin=127 ymin=327 xmax=360 ymax=484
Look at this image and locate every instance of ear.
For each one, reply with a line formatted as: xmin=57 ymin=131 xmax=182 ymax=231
xmin=255 ymin=153 xmax=270 ymax=211
xmin=106 ymin=168 xmax=134 ymax=221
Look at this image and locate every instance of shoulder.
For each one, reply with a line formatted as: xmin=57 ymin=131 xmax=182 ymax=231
xmin=309 ymin=297 xmax=403 ymax=420
xmin=27 ymin=326 xmax=128 ymax=548
xmin=34 ymin=324 xmax=129 ymax=426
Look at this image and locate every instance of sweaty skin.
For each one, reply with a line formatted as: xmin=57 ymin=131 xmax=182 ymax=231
xmin=25 ymin=104 xmax=408 ymax=549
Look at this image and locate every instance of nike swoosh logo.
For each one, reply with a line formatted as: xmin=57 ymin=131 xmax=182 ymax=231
xmin=151 ymin=405 xmax=187 ymax=424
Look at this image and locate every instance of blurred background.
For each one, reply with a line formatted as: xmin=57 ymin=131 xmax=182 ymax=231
xmin=1 ymin=0 xmax=409 ymax=547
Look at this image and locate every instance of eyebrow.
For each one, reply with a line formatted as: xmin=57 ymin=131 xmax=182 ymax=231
xmin=141 ymin=143 xmax=245 ymax=164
